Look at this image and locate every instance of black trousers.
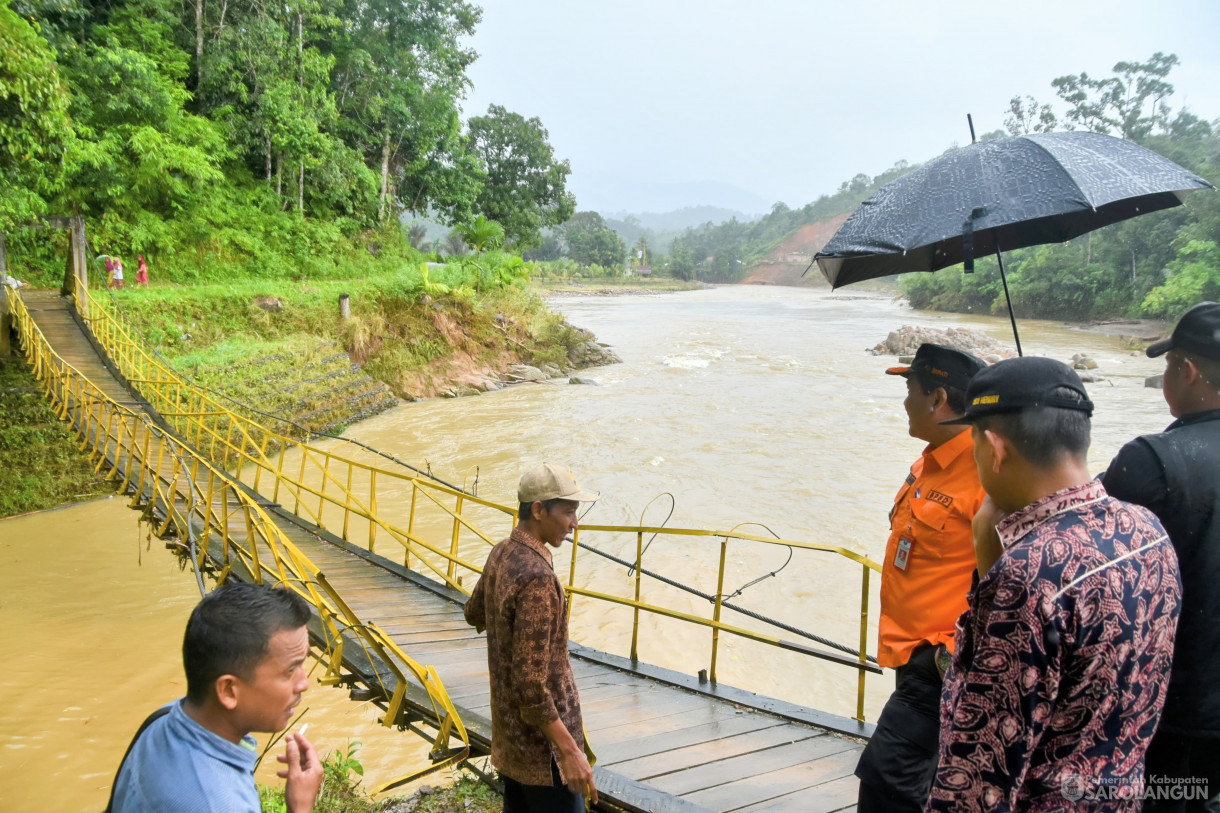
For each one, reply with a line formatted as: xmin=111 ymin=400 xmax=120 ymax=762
xmin=502 ymin=759 xmax=585 ymax=813
xmin=1142 ymin=729 xmax=1220 ymax=812
xmin=855 ymin=644 xmax=944 ymax=813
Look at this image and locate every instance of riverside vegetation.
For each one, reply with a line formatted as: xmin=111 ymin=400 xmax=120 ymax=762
xmin=257 ymin=744 xmax=500 ymax=813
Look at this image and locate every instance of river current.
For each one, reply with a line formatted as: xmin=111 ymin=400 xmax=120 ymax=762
xmin=0 ymin=285 xmax=1172 ymax=810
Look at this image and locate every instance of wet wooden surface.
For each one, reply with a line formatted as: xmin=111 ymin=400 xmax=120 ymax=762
xmin=23 ymin=290 xmax=866 ymax=812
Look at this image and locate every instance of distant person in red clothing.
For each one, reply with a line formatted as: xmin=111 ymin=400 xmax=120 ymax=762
xmin=105 ymin=256 xmax=116 ymax=287
xmin=136 ymin=254 xmax=149 ymax=287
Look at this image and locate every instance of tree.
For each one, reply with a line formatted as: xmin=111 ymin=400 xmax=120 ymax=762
xmin=467 ymin=104 xmax=575 ymax=248
xmin=329 ymin=0 xmax=481 ymax=223
xmin=0 ymin=0 xmax=72 ymax=230
xmin=442 ymin=230 xmax=466 ymax=257
xmin=56 ymin=0 xmax=227 ymax=233
xmin=1004 ymin=95 xmax=1057 ymax=136
xmin=669 ymin=241 xmax=694 ymax=281
xmin=564 ymin=211 xmax=625 ymax=267
xmin=453 ymin=214 xmax=504 ymax=255
xmin=1052 ymin=52 xmax=1179 ymax=141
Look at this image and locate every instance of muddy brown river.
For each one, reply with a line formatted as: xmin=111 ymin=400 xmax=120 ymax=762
xmin=0 ymin=286 xmax=1172 ymax=810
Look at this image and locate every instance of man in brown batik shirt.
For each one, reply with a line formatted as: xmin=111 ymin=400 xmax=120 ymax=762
xmin=464 ymin=463 xmax=599 ymax=812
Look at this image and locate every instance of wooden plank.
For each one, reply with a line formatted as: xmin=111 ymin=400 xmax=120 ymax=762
xmin=460 ymin=679 xmax=661 ymax=720
xmin=372 ymin=626 xmax=482 ymax=644
xmin=730 ymin=774 xmax=859 ymax=812
xmin=649 ymin=736 xmax=857 ymax=797
xmin=580 ymin=690 xmax=710 ymax=728
xmin=610 ymin=723 xmax=825 ymax=781
xmin=595 ymin=714 xmax=783 ymax=767
xmin=590 ymin=768 xmax=715 ymax=813
xmin=680 ymin=744 xmax=861 ymax=811
xmin=590 ymin=704 xmax=741 ymax=746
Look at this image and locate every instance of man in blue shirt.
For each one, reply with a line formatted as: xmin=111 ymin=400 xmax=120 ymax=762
xmin=111 ymin=583 xmax=324 ymax=813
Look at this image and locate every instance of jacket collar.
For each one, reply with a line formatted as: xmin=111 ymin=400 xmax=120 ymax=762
xmin=925 ymin=427 xmax=974 ymax=472
xmin=996 ymin=480 xmax=1107 ymax=550
xmin=1167 ymin=407 xmax=1220 ymax=431
xmin=510 ymin=526 xmax=553 ymax=567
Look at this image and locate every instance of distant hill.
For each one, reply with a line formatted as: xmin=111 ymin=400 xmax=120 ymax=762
xmin=606 ymin=206 xmax=760 ymax=233
xmin=741 ymin=214 xmax=850 ymax=287
xmin=570 ymin=173 xmax=771 ymax=216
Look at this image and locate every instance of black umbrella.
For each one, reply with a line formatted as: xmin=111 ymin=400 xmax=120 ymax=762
xmin=814 ymin=130 xmax=1214 ymax=354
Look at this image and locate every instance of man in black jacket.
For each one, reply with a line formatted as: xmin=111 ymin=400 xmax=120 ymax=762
xmin=1102 ymin=301 xmax=1220 ymax=812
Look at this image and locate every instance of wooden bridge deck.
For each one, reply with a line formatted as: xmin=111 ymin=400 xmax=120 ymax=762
xmin=21 ymin=290 xmax=866 ymax=813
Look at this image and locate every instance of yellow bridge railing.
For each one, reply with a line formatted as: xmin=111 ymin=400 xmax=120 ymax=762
xmin=11 ymin=291 xmax=470 ymax=792
xmin=73 ymin=278 xmax=883 ymax=722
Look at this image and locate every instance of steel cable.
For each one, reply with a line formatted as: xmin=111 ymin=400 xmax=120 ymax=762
xmin=80 ymin=260 xmax=876 ymax=664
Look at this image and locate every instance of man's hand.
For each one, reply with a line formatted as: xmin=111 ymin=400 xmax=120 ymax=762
xmin=542 ymin=718 xmax=598 ymax=803
xmin=973 ymin=495 xmax=1007 ymax=576
xmin=556 ymin=742 xmax=598 ymax=804
xmin=277 ymin=732 xmax=323 ymax=813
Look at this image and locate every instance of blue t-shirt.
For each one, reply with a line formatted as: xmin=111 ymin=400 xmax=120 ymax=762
xmin=111 ymin=700 xmax=261 ymax=813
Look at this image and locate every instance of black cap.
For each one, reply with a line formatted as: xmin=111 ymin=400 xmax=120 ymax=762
xmin=1146 ymin=302 xmax=1220 ymax=361
xmin=941 ymin=356 xmax=1094 ymax=425
xmin=887 ymin=343 xmax=986 ymax=391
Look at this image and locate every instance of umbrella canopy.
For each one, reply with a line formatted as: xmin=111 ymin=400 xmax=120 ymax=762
xmin=815 ymin=131 xmax=1213 ymax=288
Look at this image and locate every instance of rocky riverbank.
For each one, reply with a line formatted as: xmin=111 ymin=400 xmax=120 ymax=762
xmin=870 ymin=324 xmax=1132 ymax=385
xmin=869 ymin=325 xmax=1019 ymax=364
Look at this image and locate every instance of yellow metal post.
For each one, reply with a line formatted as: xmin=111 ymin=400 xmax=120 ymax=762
xmin=404 ymin=482 xmax=417 ymax=569
xmin=630 ymin=530 xmax=643 ymax=662
xmin=342 ymin=465 xmax=354 ymax=541
xmin=710 ymin=537 xmax=729 ymax=684
xmin=293 ymin=452 xmax=306 ymax=515
xmin=447 ymin=494 xmax=465 ymax=582
xmin=857 ymin=563 xmax=871 ymax=722
xmin=273 ymin=441 xmax=287 ymax=504
xmin=368 ymin=470 xmax=378 ymax=551
xmin=567 ymin=527 xmax=581 ymax=622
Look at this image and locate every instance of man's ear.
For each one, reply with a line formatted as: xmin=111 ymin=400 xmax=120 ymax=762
xmin=930 ymin=386 xmax=948 ymax=412
xmin=982 ymin=428 xmax=1007 ymax=472
xmin=529 ymin=500 xmax=544 ymax=521
xmin=1182 ymin=356 xmax=1204 ymax=387
xmin=215 ymin=675 xmax=241 ymax=711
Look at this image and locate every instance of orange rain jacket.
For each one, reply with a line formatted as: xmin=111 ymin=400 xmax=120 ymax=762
xmin=878 ymin=429 xmax=984 ymax=668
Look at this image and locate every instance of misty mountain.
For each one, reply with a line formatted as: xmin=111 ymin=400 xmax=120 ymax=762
xmin=570 ymin=173 xmax=772 ymax=217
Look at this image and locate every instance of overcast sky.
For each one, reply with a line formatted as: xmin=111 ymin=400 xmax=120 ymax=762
xmin=459 ymin=0 xmax=1220 ymax=216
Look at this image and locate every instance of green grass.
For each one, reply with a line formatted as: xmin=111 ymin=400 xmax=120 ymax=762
xmin=258 ymin=745 xmax=501 ymax=813
xmin=0 ymin=359 xmax=114 ymax=518
xmin=99 ymin=267 xmax=580 ymax=403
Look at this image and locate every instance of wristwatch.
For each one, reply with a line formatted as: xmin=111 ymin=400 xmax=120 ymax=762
xmin=935 ymin=644 xmax=952 ymax=678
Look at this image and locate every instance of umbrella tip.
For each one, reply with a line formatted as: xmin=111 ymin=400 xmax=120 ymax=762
xmin=967 ymin=114 xmax=977 ymax=144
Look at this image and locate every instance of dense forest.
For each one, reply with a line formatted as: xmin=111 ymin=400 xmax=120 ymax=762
xmin=662 ymin=54 xmax=1219 ymax=321
xmin=0 ymin=0 xmax=574 ymax=282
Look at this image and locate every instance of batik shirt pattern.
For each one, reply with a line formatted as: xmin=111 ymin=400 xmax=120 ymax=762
xmin=926 ymin=481 xmax=1181 ymax=812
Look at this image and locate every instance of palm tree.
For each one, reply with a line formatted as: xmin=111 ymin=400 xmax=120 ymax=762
xmin=407 ymin=223 xmax=429 ymax=249
xmin=453 ymin=215 xmax=505 ymax=255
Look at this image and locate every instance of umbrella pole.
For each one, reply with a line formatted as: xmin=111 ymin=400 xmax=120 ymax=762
xmin=995 ymin=249 xmax=1023 ymax=357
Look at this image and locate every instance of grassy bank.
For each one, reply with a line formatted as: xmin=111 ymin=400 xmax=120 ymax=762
xmin=534 ymin=277 xmax=702 ymax=294
xmin=0 ymin=359 xmax=114 ymax=518
xmin=100 ymin=262 xmax=600 ymax=412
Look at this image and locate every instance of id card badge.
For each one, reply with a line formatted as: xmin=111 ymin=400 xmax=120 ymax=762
xmin=894 ymin=537 xmax=912 ymax=571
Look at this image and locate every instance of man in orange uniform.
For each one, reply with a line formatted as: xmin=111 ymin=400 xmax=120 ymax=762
xmin=855 ymin=343 xmax=986 ymax=812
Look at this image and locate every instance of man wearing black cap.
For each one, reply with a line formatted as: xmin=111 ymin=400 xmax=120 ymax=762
xmin=855 ymin=344 xmax=986 ymax=812
xmin=925 ymin=357 xmax=1181 ymax=811
xmin=1102 ymin=302 xmax=1220 ymax=810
